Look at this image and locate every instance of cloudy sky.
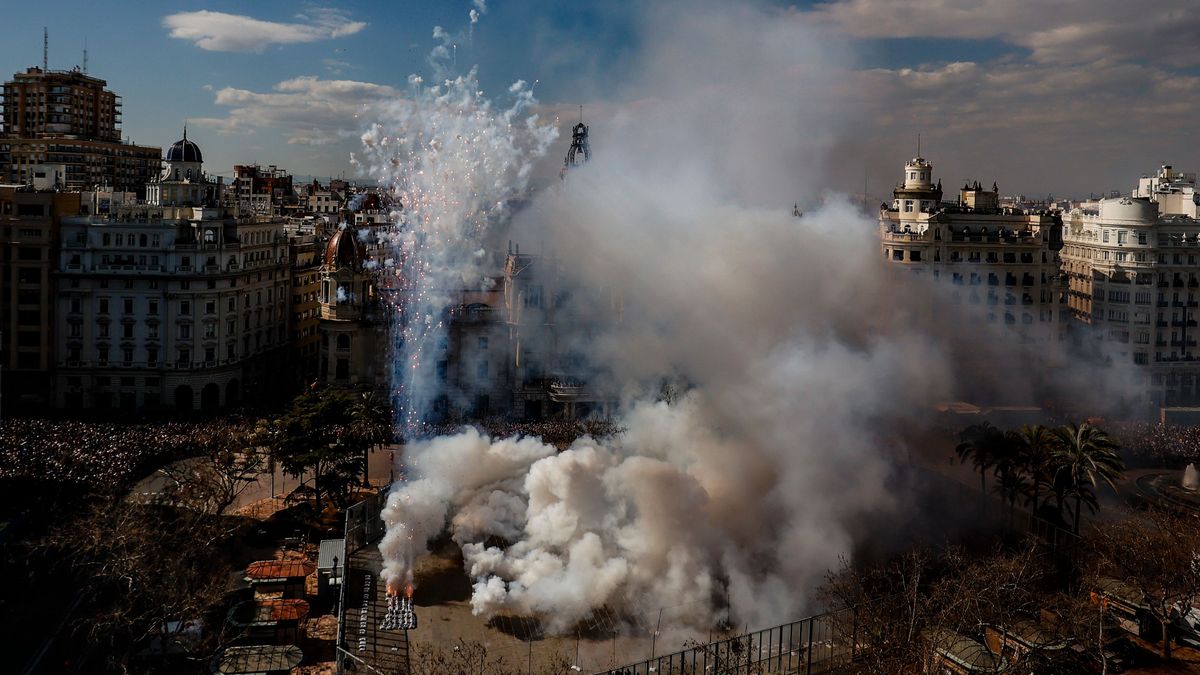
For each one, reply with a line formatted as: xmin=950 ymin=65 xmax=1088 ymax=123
xmin=1 ymin=0 xmax=1196 ymax=198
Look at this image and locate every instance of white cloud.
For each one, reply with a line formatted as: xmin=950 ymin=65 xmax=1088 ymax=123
xmin=809 ymin=0 xmax=1200 ymax=66
xmin=193 ymin=76 xmax=402 ymax=146
xmin=164 ymin=8 xmax=367 ymax=52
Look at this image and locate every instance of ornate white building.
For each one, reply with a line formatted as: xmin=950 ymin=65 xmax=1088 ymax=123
xmin=1061 ymin=196 xmax=1200 ymax=406
xmin=55 ymin=133 xmax=291 ymax=412
xmin=880 ymin=155 xmax=1070 ymax=361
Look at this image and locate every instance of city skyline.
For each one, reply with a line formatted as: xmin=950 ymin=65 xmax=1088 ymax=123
xmin=0 ymin=0 xmax=1197 ymax=199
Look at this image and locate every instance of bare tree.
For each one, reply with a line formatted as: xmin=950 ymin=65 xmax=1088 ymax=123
xmin=1088 ymin=507 xmax=1200 ymax=660
xmin=408 ymin=639 xmax=572 ymax=675
xmin=37 ymin=491 xmax=239 ymax=673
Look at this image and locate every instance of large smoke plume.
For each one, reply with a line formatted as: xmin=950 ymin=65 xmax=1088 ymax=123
xmin=377 ymin=1 xmax=1126 ymax=635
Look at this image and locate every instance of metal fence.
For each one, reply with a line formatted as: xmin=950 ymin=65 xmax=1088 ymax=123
xmin=595 ymin=610 xmax=851 ymax=675
xmin=344 ymin=489 xmax=388 ymax=554
xmin=337 ymin=489 xmax=390 ymax=675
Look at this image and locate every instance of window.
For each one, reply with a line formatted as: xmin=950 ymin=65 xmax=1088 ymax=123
xmin=180 ymin=300 xmax=191 ymax=315
xmin=205 ymin=300 xmax=215 ymax=315
xmin=69 ymin=298 xmax=81 ymax=314
xmin=98 ymin=298 xmax=110 ymax=315
xmin=122 ymin=324 xmax=133 ymax=339
xmin=122 ymin=348 xmax=133 ymax=366
xmin=1117 ymin=231 xmax=1128 ymax=245
xmin=479 ymin=336 xmax=489 ymax=350
xmin=204 ymin=323 xmax=216 ymax=339
xmin=476 ymin=360 xmax=489 ymax=380
xmin=1103 ymin=230 xmax=1110 ymax=243
xmin=178 ymin=349 xmax=190 ymax=366
xmin=97 ymin=347 xmax=109 ymax=365
xmin=1138 ymin=231 xmax=1148 ymax=245
xmin=179 ymin=324 xmax=192 ymax=339
xmin=204 ymin=347 xmax=215 ymax=363
xmin=910 ymin=250 xmax=922 ymax=262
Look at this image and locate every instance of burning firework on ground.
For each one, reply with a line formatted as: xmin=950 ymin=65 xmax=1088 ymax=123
xmin=381 ymin=583 xmax=418 ymax=631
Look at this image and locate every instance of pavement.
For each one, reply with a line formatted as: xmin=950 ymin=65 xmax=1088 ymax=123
xmin=129 ymin=444 xmax=404 ymax=514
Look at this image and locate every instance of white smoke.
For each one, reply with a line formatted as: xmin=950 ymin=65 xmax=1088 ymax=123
xmin=378 ymin=0 xmax=1067 ymax=635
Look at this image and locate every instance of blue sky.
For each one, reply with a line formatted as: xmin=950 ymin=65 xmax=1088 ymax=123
xmin=2 ymin=1 xmax=1198 ymax=197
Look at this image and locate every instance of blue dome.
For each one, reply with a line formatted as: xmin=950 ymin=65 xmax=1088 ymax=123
xmin=166 ymin=138 xmax=203 ymax=164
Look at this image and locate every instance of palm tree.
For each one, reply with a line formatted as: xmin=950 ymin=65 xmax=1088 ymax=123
xmin=1013 ymin=424 xmax=1058 ymax=520
xmin=956 ymin=422 xmax=1004 ymax=500
xmin=992 ymin=431 xmax=1027 ymax=525
xmin=350 ymin=392 xmax=394 ymax=486
xmin=1053 ymin=422 xmax=1125 ymax=534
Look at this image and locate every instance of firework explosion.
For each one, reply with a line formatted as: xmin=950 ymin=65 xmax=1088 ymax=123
xmin=358 ymin=20 xmax=557 ymax=590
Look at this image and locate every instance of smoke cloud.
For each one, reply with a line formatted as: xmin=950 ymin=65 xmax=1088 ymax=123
xmin=378 ymin=0 xmax=1131 ymax=636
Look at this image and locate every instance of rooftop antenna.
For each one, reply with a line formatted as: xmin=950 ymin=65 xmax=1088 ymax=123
xmin=917 ymin=132 xmax=921 ymax=158
xmin=579 ymin=104 xmax=583 ymax=124
xmin=43 ymin=27 xmax=48 ymax=71
xmin=82 ymin=37 xmax=87 ymax=75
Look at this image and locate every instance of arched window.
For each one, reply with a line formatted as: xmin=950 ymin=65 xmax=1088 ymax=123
xmin=337 ymin=334 xmax=351 ymax=350
xmin=203 ymin=229 xmax=215 ymax=243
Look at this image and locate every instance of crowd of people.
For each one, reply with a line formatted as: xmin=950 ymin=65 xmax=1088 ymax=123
xmin=0 ymin=418 xmax=256 ymax=492
xmin=1108 ymin=420 xmax=1200 ymax=467
xmin=412 ymin=417 xmax=624 ymax=447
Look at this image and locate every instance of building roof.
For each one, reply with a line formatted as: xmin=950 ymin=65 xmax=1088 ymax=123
xmin=166 ymin=136 xmax=203 ymax=164
xmin=317 ymin=538 xmax=345 ymax=572
xmin=324 ymin=227 xmax=364 ymax=270
xmin=212 ymin=645 xmax=303 ymax=674
xmin=924 ymin=628 xmax=1005 ymax=672
xmin=228 ymin=599 xmax=310 ymax=627
xmin=244 ymin=560 xmax=315 ymax=582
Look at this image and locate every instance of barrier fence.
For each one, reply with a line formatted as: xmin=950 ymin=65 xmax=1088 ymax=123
xmin=594 ymin=609 xmax=850 ymax=675
xmin=337 ymin=489 xmax=389 ymax=674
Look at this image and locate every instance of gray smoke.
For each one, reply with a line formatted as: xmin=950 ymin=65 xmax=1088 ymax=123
xmin=380 ymin=0 xmax=1129 ymax=635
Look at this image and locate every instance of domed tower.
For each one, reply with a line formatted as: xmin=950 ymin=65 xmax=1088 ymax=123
xmin=318 ymin=227 xmax=375 ymax=385
xmin=147 ymin=126 xmax=222 ymax=207
xmin=891 ymin=155 xmax=943 ymax=233
xmin=163 ymin=125 xmax=204 ymax=182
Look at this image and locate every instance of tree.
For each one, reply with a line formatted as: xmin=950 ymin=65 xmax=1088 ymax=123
xmin=1053 ymin=423 xmax=1124 ymax=534
xmin=267 ymin=388 xmax=366 ymax=514
xmin=956 ymin=422 xmax=1005 ymax=500
xmin=819 ymin=540 xmax=1053 ymax=674
xmin=349 ymin=392 xmax=394 ymax=486
xmin=1013 ymin=424 xmax=1060 ymax=521
xmin=152 ymin=433 xmax=265 ymax=515
xmin=37 ymin=492 xmax=237 ymax=672
xmin=1088 ymin=507 xmax=1200 ymax=660
xmin=992 ymin=431 xmax=1028 ymax=525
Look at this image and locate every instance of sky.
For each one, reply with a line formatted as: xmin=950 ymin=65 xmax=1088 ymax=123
xmin=1 ymin=0 xmax=1197 ymax=199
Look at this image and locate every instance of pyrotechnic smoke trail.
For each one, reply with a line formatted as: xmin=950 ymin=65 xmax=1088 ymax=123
xmin=356 ymin=12 xmax=556 ymax=592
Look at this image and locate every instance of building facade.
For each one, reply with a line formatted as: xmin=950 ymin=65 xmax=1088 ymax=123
xmin=1061 ymin=197 xmax=1200 ymax=406
xmin=54 ymin=136 xmax=291 ymax=412
xmin=880 ymin=156 xmax=1069 ymax=360
xmin=0 ymin=67 xmax=160 ymax=195
xmin=0 ymin=187 xmax=80 ymax=408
